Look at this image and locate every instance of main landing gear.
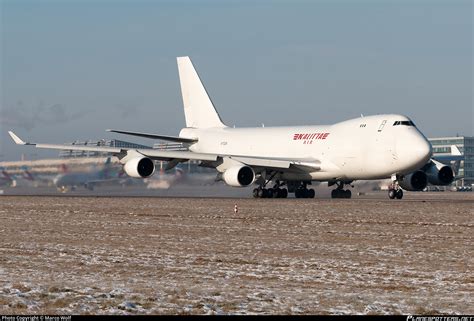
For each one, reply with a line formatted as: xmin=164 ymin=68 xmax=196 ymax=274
xmin=252 ymin=173 xmax=315 ymax=199
xmin=253 ymin=186 xmax=288 ymax=198
xmin=331 ymin=181 xmax=352 ymax=199
xmin=294 ymin=182 xmax=315 ymax=199
xmin=253 ymin=176 xmax=289 ymax=198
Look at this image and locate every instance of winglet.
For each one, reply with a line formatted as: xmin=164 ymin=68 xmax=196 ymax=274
xmin=8 ymin=131 xmax=27 ymax=145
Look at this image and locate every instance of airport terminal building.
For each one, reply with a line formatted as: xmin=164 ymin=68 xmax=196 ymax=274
xmin=429 ymin=136 xmax=474 ymax=187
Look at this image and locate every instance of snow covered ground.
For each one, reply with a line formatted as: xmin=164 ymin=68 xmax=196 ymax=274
xmin=0 ymin=194 xmax=472 ymax=314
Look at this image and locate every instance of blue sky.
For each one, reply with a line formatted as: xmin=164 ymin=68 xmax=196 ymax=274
xmin=1 ymin=0 xmax=472 ymax=160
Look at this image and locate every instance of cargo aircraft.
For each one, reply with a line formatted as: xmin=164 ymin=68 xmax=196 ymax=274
xmin=8 ymin=57 xmax=456 ymax=199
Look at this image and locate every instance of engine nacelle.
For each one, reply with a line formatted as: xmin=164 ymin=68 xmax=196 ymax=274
xmin=424 ymin=161 xmax=454 ymax=186
xmin=222 ymin=165 xmax=255 ymax=187
xmin=399 ymin=170 xmax=428 ymax=191
xmin=123 ymin=156 xmax=155 ymax=178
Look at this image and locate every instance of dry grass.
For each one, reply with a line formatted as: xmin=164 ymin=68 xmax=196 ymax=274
xmin=0 ymin=194 xmax=472 ymax=314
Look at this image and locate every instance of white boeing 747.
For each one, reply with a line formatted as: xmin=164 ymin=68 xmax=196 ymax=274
xmin=8 ymin=56 xmax=456 ymax=199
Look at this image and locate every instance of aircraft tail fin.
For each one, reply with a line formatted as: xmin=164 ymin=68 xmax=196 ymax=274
xmin=450 ymin=145 xmax=462 ymax=176
xmin=177 ymin=56 xmax=226 ymax=129
xmin=451 ymin=145 xmax=461 ymax=156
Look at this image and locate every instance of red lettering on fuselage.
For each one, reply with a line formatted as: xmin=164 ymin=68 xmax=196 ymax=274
xmin=292 ymin=132 xmax=330 ymax=143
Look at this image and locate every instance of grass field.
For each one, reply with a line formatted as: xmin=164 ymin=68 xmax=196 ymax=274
xmin=0 ymin=194 xmax=472 ymax=314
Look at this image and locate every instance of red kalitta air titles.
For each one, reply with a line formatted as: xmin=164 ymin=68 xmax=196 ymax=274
xmin=293 ymin=132 xmax=330 ymax=144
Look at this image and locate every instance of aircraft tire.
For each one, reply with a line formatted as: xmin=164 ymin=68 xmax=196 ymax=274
xmin=253 ymin=188 xmax=259 ymax=198
xmin=273 ymin=188 xmax=281 ymax=198
xmin=388 ymin=189 xmax=396 ymax=199
xmin=266 ymin=188 xmax=273 ymax=198
xmin=345 ymin=190 xmax=352 ymax=198
xmin=396 ymin=189 xmax=403 ymax=199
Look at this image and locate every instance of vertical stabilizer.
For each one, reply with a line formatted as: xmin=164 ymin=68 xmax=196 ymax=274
xmin=450 ymin=145 xmax=461 ymax=156
xmin=177 ymin=56 xmax=226 ymax=128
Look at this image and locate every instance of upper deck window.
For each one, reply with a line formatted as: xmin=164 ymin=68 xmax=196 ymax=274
xmin=393 ymin=120 xmax=415 ymax=126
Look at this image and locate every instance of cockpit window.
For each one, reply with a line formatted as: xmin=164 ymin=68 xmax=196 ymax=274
xmin=393 ymin=120 xmax=415 ymax=126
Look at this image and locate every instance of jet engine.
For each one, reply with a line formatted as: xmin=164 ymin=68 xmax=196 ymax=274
xmin=123 ymin=156 xmax=155 ymax=178
xmin=222 ymin=165 xmax=255 ymax=187
xmin=424 ymin=160 xmax=454 ymax=186
xmin=399 ymin=170 xmax=428 ymax=191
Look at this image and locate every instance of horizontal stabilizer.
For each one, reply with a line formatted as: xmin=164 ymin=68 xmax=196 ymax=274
xmin=107 ymin=129 xmax=197 ymax=143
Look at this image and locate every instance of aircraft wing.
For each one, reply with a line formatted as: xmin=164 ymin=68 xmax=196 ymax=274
xmin=8 ymin=131 xmax=320 ymax=172
xmin=106 ymin=129 xmax=198 ymax=143
xmin=8 ymin=131 xmax=217 ymax=161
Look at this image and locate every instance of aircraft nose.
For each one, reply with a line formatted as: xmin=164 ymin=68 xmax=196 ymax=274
xmin=397 ymin=132 xmax=432 ymax=170
xmin=414 ymin=136 xmax=432 ymax=164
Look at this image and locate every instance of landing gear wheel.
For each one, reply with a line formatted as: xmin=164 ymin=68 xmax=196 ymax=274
xmin=388 ymin=179 xmax=403 ymax=200
xmin=253 ymin=188 xmax=259 ymax=198
xmin=388 ymin=189 xmax=396 ymax=199
xmin=331 ymin=188 xmax=352 ymax=199
xmin=396 ymin=189 xmax=403 ymax=199
xmin=295 ymin=188 xmax=315 ymax=199
xmin=254 ymin=178 xmax=290 ymax=199
xmin=331 ymin=181 xmax=352 ymax=199
xmin=295 ymin=188 xmax=304 ymax=198
xmin=273 ymin=188 xmax=280 ymax=198
xmin=266 ymin=188 xmax=273 ymax=198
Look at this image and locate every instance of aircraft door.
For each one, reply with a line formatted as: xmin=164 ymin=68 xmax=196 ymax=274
xmin=377 ymin=120 xmax=387 ymax=132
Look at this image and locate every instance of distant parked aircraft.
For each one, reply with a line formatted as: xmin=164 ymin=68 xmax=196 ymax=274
xmin=53 ymin=157 xmax=127 ymax=193
xmin=0 ymin=167 xmax=16 ymax=187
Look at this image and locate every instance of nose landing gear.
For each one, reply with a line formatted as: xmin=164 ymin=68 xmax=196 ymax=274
xmin=388 ymin=182 xmax=404 ymax=199
xmin=388 ymin=174 xmax=404 ymax=199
